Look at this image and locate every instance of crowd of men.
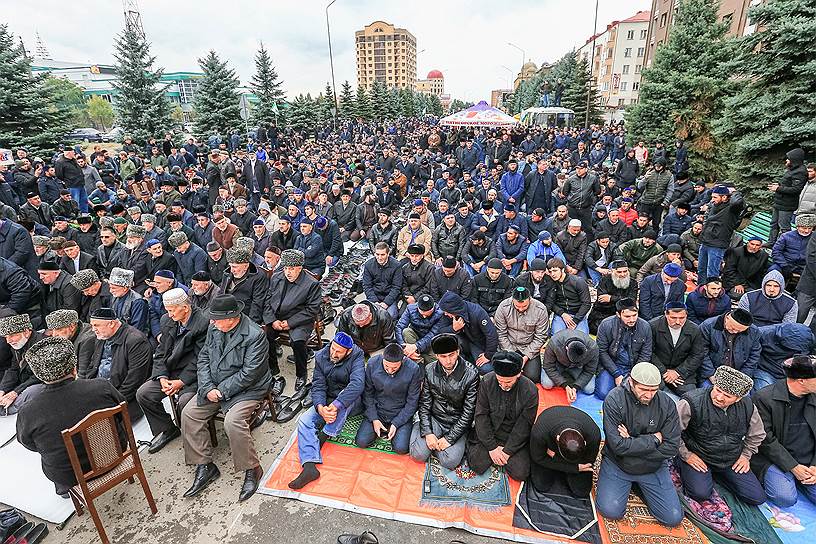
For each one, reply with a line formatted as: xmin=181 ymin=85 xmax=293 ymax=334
xmin=2 ymin=119 xmax=816 ymax=525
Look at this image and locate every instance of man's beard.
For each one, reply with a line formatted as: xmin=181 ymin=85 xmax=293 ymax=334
xmin=611 ymin=275 xmax=631 ymax=289
xmin=125 ymin=241 xmax=140 ymax=250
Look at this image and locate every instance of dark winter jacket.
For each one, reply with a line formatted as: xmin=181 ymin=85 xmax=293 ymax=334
xmin=543 ymin=273 xmax=591 ymax=322
xmin=395 ymin=304 xmax=444 ymax=353
xmin=649 ymin=316 xmax=705 ymax=379
xmin=700 ymin=192 xmax=745 ymax=249
xmin=723 ymin=245 xmax=769 ymax=291
xmin=363 ymin=355 xmax=422 ymax=428
xmin=437 ymin=291 xmax=499 ymax=359
xmin=772 ymin=229 xmax=809 ymax=274
xmin=773 ymin=148 xmax=808 ymax=211
xmin=685 ymin=284 xmax=731 ymax=325
xmin=638 ymin=273 xmax=685 ymax=321
xmin=418 ymin=357 xmax=479 ymax=442
xmin=401 ymin=259 xmax=434 ymax=301
xmin=757 ymin=323 xmax=815 ymax=380
xmin=470 ymin=270 xmax=513 ymax=315
xmin=432 ymin=222 xmax=467 ymax=260
xmin=337 ymin=300 xmax=395 ymax=354
xmin=312 ymin=343 xmax=365 ymax=412
xmin=430 ymin=266 xmax=473 ymax=301
xmin=596 ymin=315 xmax=653 ymax=377
xmin=362 ymin=256 xmax=403 ymax=306
xmin=699 ymin=314 xmax=762 ymax=380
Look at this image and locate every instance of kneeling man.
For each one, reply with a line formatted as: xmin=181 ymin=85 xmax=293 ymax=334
xmin=410 ymin=334 xmax=479 ymax=469
xmin=355 ymin=343 xmax=422 ymax=454
xmin=467 ymin=351 xmax=539 ymax=481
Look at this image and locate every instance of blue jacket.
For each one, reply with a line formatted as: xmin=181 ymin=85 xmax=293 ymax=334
xmin=526 ymin=240 xmax=565 ymax=266
xmin=363 ymin=355 xmax=423 ymax=428
xmin=661 ymin=212 xmax=694 ymax=237
xmin=596 ymin=315 xmax=653 ymax=377
xmin=0 ymin=220 xmax=38 ymax=279
xmin=294 ymin=231 xmax=325 ymax=271
xmin=470 ymin=211 xmax=500 ymax=238
xmin=638 ymin=273 xmax=686 ymax=321
xmin=758 ymin=323 xmax=815 ymax=379
xmin=495 ymin=214 xmax=528 ymax=239
xmin=362 ymin=256 xmax=403 ymax=306
xmin=699 ymin=314 xmax=762 ymax=380
xmin=437 ymin=291 xmax=499 ymax=359
xmin=495 ymin=233 xmax=530 ymax=264
xmin=312 ymin=342 xmax=365 ymax=411
xmin=395 ymin=304 xmax=443 ymax=353
xmin=174 ymin=244 xmax=207 ymax=286
xmin=148 ymin=281 xmax=189 ymax=338
xmin=500 ymin=170 xmax=525 ymax=203
xmin=685 ymin=284 xmax=731 ymax=324
xmin=772 ymin=230 xmax=809 ymax=272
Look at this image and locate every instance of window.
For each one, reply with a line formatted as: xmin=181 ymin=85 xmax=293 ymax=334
xmin=618 ymin=98 xmax=626 ymax=106
xmin=627 ymin=30 xmax=634 ymax=40
xmin=632 ymin=82 xmax=640 ymax=91
xmin=624 ymin=47 xmax=632 ymax=58
xmin=637 ymin=47 xmax=645 ymax=57
xmin=722 ymin=12 xmax=734 ymax=27
xmin=640 ymin=29 xmax=648 ymax=39
xmin=622 ymin=64 xmax=630 ymax=75
xmin=601 ymin=81 xmax=609 ymax=91
xmin=631 ymin=98 xmax=638 ymax=104
xmin=635 ymin=64 xmax=642 ymax=73
xmin=660 ymin=13 xmax=667 ymax=27
xmin=620 ymin=81 xmax=628 ymax=91
xmin=607 ymin=49 xmax=613 ymax=59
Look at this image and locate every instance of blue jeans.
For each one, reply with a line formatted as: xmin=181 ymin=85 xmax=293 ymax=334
xmin=70 ymin=186 xmax=88 ymax=213
xmin=540 ymin=93 xmax=550 ymax=107
xmin=540 ymin=366 xmax=596 ymax=395
xmin=596 ymin=456 xmax=684 ymax=527
xmin=355 ymin=419 xmax=412 ymax=455
xmin=764 ymin=464 xmax=816 ymax=508
xmin=464 ymin=262 xmax=479 ymax=278
xmin=506 ymin=261 xmax=523 ymax=277
xmin=296 ymin=401 xmax=354 ymax=465
xmin=595 ymin=370 xmax=625 ymax=400
xmin=697 ymin=245 xmax=726 ymax=284
xmin=551 ymin=314 xmax=589 ymax=335
xmin=752 ymin=369 xmax=778 ymax=393
xmin=587 ymin=268 xmax=602 ymax=286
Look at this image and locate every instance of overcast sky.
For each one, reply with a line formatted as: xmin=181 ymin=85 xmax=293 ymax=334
xmin=7 ymin=0 xmax=649 ymax=101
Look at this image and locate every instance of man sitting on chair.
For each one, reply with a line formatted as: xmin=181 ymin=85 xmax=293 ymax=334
xmin=180 ymin=294 xmax=272 ymax=502
xmin=136 ymin=288 xmax=208 ymax=454
xmin=466 ymin=351 xmax=538 ymax=481
xmin=17 ymin=337 xmax=126 ymax=497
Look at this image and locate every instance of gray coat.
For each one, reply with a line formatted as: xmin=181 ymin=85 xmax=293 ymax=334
xmin=262 ymin=270 xmax=321 ymax=342
xmin=196 ymin=315 xmax=272 ymax=410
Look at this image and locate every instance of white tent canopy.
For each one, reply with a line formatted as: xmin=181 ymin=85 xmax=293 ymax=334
xmin=439 ymin=101 xmax=518 ymax=128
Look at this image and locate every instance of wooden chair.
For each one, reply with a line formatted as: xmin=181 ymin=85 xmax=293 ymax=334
xmin=61 ymin=402 xmax=157 ymax=544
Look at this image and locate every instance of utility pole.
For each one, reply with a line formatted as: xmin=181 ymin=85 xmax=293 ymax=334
xmin=123 ymin=0 xmax=146 ymax=39
xmin=325 ymin=0 xmax=339 ymax=115
xmin=586 ymin=0 xmax=599 ymax=128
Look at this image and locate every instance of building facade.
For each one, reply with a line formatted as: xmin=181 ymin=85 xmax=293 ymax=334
xmin=415 ymin=70 xmax=444 ymax=95
xmin=643 ymin=0 xmax=762 ymax=68
xmin=355 ymin=21 xmax=417 ymax=91
xmin=576 ymin=11 xmax=650 ymax=117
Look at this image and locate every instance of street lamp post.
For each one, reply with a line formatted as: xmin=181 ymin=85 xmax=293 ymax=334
xmin=586 ymin=0 xmax=599 ymax=128
xmin=325 ymin=0 xmax=339 ymax=115
xmin=507 ymin=42 xmax=526 ymax=87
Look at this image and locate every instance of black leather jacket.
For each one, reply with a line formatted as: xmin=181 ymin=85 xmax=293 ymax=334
xmin=418 ymin=357 xmax=479 ymax=443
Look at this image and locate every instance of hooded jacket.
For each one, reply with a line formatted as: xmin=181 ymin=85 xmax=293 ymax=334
xmin=757 ymin=323 xmax=815 ymax=379
xmin=738 ymin=270 xmax=798 ymax=327
xmin=773 ymin=148 xmax=808 ymax=211
xmin=437 ymin=291 xmax=499 ymax=359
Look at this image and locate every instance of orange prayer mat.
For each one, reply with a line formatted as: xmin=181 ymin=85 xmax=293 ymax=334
xmin=259 ymin=387 xmax=709 ymax=543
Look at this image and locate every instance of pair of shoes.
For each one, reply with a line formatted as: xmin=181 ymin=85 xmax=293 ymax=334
xmin=290 ymin=379 xmax=311 ymax=401
xmin=147 ymin=426 xmax=181 ymax=454
xmin=271 ymin=375 xmax=286 ymax=398
xmin=249 ymin=406 xmax=269 ymax=430
xmin=3 ymin=522 xmax=48 ymax=544
xmin=183 ymin=463 xmax=221 ymax=498
xmin=274 ymin=395 xmax=307 ymax=423
xmin=337 ymin=530 xmax=379 ymax=544
xmin=238 ymin=465 xmax=264 ymax=502
xmin=0 ymin=509 xmax=25 ymax=543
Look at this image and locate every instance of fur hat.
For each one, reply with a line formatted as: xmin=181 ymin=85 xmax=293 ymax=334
xmin=431 ymin=333 xmax=459 ymax=355
xmin=712 ymin=366 xmax=753 ymax=397
xmin=98 ymin=216 xmax=115 ymax=229
xmin=783 ymin=355 xmax=816 ymax=380
xmin=280 ymin=249 xmax=305 ymax=267
xmin=0 ymin=313 xmax=32 ymax=337
xmin=141 ymin=213 xmax=157 ymax=224
xmin=70 ymin=269 xmax=99 ymax=291
xmin=492 ymin=350 xmax=523 ymax=377
xmin=126 ymin=224 xmax=146 ymax=238
xmin=108 ymin=267 xmax=135 ymax=287
xmin=26 ymin=337 xmax=77 ymax=384
xmin=32 ymin=235 xmax=50 ymax=247
xmin=168 ymin=231 xmax=188 ymax=248
xmin=796 ymin=214 xmax=816 ymax=228
xmin=226 ymin=246 xmax=251 ymax=264
xmin=234 ymin=237 xmax=255 ymax=251
xmin=45 ymin=309 xmax=79 ymax=330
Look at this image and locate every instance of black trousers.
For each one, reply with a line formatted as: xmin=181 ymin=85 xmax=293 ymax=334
xmin=567 ymin=206 xmax=593 ymax=238
xmin=266 ymin=327 xmax=309 ymax=379
xmin=135 ymin=380 xmax=194 ymax=436
xmin=467 ymin=440 xmax=531 ymax=482
xmin=530 ymin=463 xmax=593 ymax=498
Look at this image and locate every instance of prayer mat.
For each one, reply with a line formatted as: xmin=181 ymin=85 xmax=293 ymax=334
xmin=513 ymin=480 xmax=601 ymax=543
xmin=420 ymin=456 xmax=510 ymax=509
xmin=572 ymin=392 xmax=605 ymax=439
xmin=326 ymin=413 xmax=395 ymax=454
xmin=760 ymin=493 xmax=816 ymax=544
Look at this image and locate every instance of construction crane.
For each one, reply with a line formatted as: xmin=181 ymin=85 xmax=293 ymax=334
xmin=123 ymin=0 xmax=145 ymax=39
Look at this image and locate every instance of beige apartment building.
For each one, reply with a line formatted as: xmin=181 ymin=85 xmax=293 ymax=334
xmin=355 ymin=21 xmax=417 ymax=90
xmin=576 ymin=11 xmax=650 ymax=116
xmin=643 ymin=0 xmax=763 ymax=68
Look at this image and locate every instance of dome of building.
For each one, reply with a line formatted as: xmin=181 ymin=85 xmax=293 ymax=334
xmin=426 ymin=70 xmax=444 ymax=79
xmin=522 ymin=61 xmax=538 ymax=72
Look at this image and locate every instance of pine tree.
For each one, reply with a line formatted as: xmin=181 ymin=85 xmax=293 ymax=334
xmin=355 ymin=86 xmax=372 ymax=121
xmin=0 ymin=25 xmax=72 ymax=155
xmin=193 ymin=50 xmax=242 ymax=141
xmin=369 ymin=81 xmax=388 ymax=121
xmin=111 ymin=26 xmax=172 ymax=143
xmin=287 ymin=95 xmax=310 ymax=131
xmin=627 ymin=0 xmax=734 ymax=180
xmin=563 ymin=58 xmax=603 ymax=127
xmin=387 ymin=88 xmax=401 ymax=119
xmin=428 ymin=94 xmax=444 ymax=117
xmin=322 ymin=82 xmax=336 ymax=123
xmin=249 ymin=42 xmax=285 ymax=125
xmin=717 ymin=0 xmax=816 ymax=203
xmin=399 ymin=88 xmax=416 ymax=117
xmin=338 ymin=81 xmax=354 ymax=120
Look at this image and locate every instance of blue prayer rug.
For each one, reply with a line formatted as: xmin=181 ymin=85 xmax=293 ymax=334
xmin=420 ymin=457 xmax=511 ymax=509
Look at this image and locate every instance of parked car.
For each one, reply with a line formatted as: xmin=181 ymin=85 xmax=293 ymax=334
xmin=63 ymin=128 xmax=105 ymax=143
xmin=102 ymin=127 xmax=123 ymax=142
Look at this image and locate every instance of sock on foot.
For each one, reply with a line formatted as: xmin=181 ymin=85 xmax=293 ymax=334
xmin=288 ymin=462 xmax=320 ymax=489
